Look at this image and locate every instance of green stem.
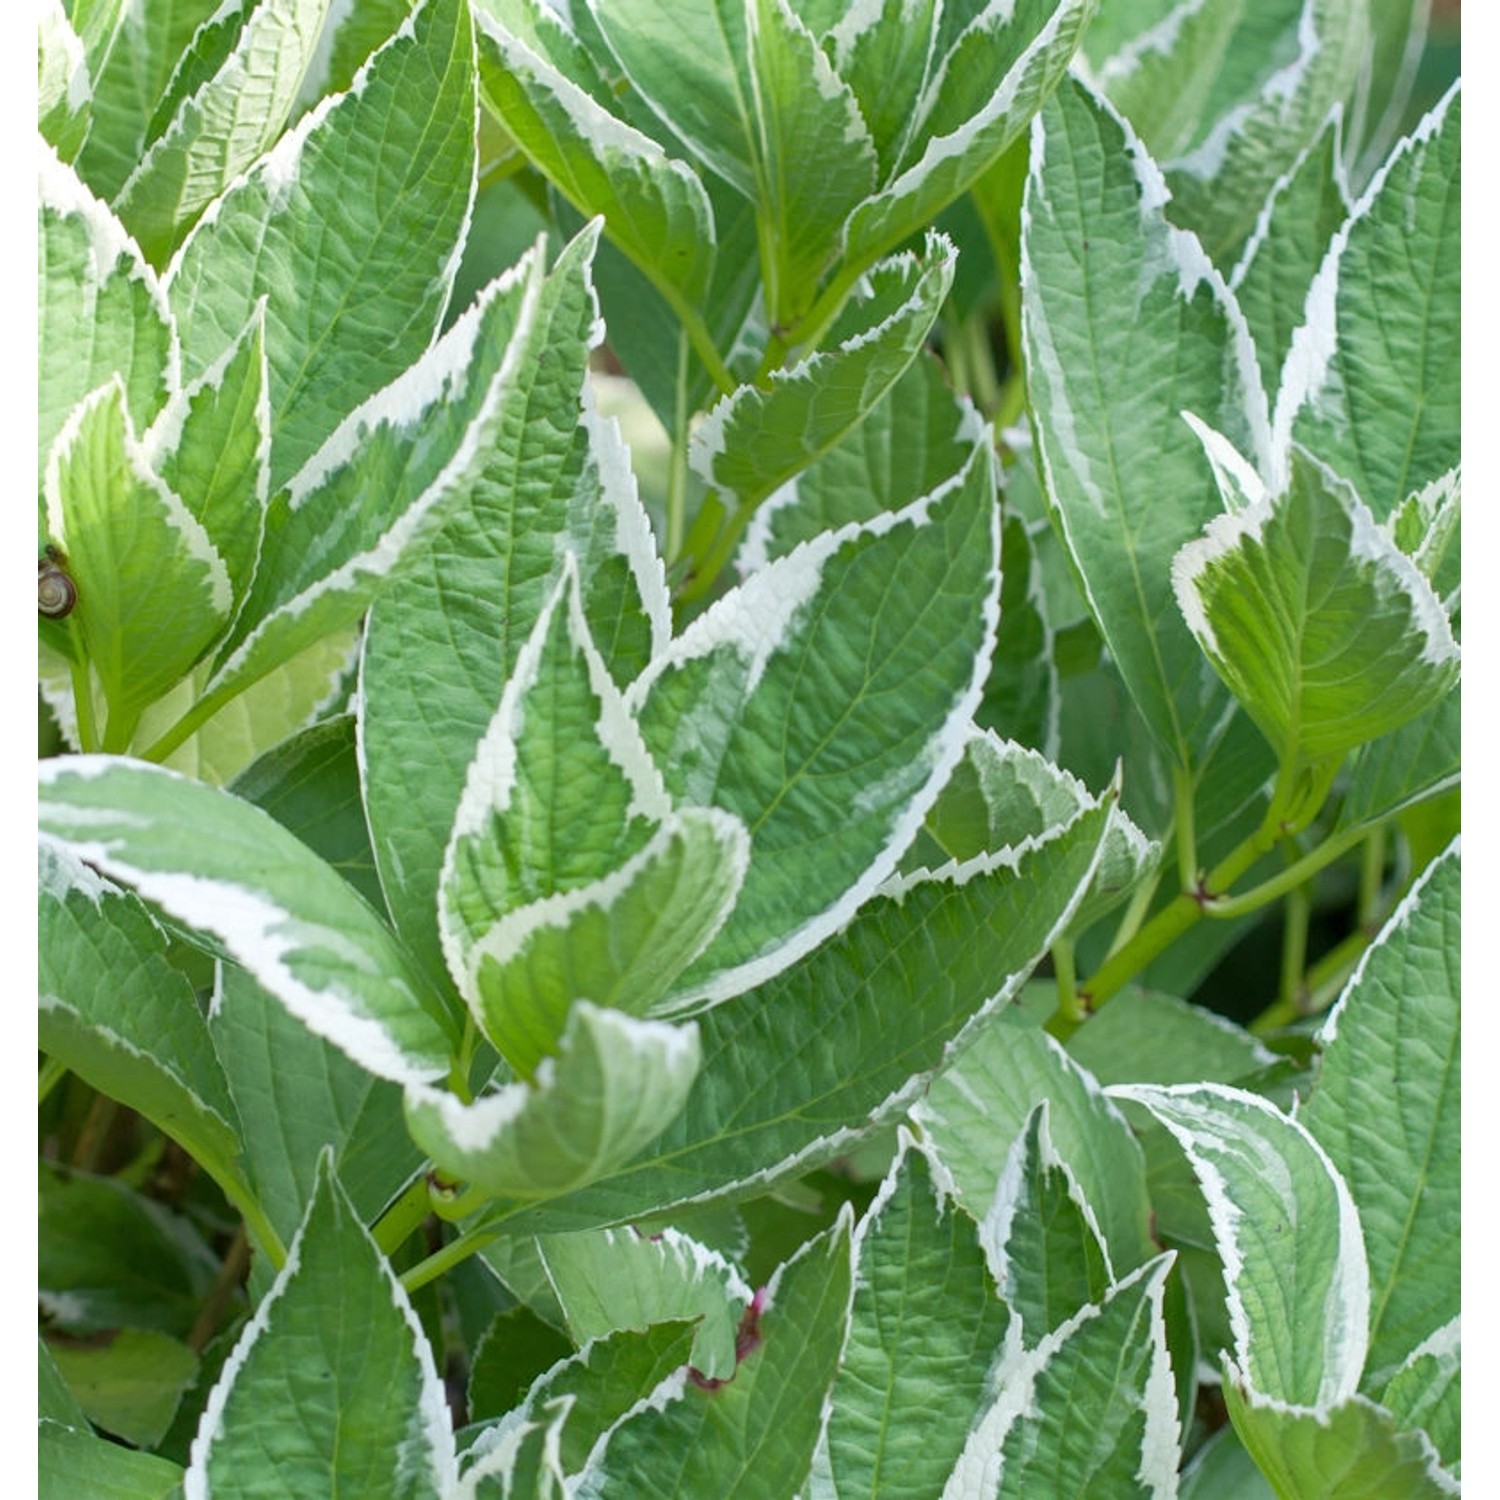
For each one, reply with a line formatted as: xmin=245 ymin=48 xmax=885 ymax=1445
xmin=1173 ymin=764 xmax=1199 ymax=894
xmin=1051 ymin=938 xmax=1081 ymax=1025
xmin=399 ymin=1218 xmax=507 ymax=1296
xmin=1277 ymin=857 xmax=1311 ymax=1012
xmin=219 ymin=1173 xmax=288 ymax=1272
xmin=186 ymin=1225 xmax=250 ymax=1353
xmin=961 ymin=312 xmax=1003 ymax=415
xmin=665 ymin=331 xmax=693 ymax=566
xmin=138 ymin=681 xmax=238 ymax=764
xmin=69 ymin=655 xmax=99 ymax=754
xmin=39 ymin=1056 xmax=68 ymax=1104
xmin=1105 ymin=866 xmax=1162 ymax=959
xmin=102 ymin=701 xmax=143 ymax=756
xmin=1357 ymin=828 xmax=1387 ymax=927
xmin=373 ymin=1173 xmax=435 ymax=1257
xmin=1204 ymin=821 xmax=1374 ymax=921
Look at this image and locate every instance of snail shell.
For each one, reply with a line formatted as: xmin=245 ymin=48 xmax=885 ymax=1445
xmin=39 ymin=556 xmax=77 ymax=618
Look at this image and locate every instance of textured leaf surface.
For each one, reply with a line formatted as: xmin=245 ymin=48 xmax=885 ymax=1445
xmin=48 ymin=1328 xmax=198 ymax=1448
xmin=635 ymin=436 xmax=999 ymax=1003
xmin=581 ymin=1214 xmax=853 ymax=1497
xmin=1281 ymin=84 xmax=1459 ymax=521
xmin=825 ymin=1134 xmax=1011 ymax=1497
xmin=1173 ymin=445 xmax=1458 ymax=767
xmin=537 ymin=1227 xmax=752 ymax=1381
xmin=38 ymin=1418 xmax=184 ymax=1500
xmin=1379 ymin=1320 xmax=1460 ymax=1472
xmin=1114 ymin=1083 xmax=1369 ymax=1407
xmin=1302 ymin=844 xmax=1460 ymax=1385
xmin=915 ymin=1007 xmax=1156 ymax=1277
xmin=164 ymin=0 xmax=476 ymax=488
xmin=1022 ymin=75 xmax=1267 ymax=768
xmin=39 ymin=841 xmax=243 ymax=1180
xmin=38 ymin=0 xmax=92 ymax=162
xmin=487 ymin=794 xmax=1110 ymax=1233
xmin=184 ymin=1156 xmax=455 ymax=1498
xmin=404 ymin=1004 xmax=700 ymax=1200
xmin=39 ymin=756 xmax=454 ymax=1084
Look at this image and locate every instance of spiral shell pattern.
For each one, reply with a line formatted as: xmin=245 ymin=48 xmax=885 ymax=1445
xmin=39 ymin=557 xmax=77 ymax=618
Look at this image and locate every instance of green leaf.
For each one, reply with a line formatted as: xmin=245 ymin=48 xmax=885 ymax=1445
xmin=842 ymin=0 xmax=1097 ymax=263
xmin=950 ymin=1255 xmax=1180 ymax=1496
xmin=473 ymin=0 xmax=715 ymax=307
xmin=1281 ymin=83 xmax=1460 ymax=521
xmin=437 ymin=562 xmax=748 ymax=1067
xmin=583 ymin=0 xmax=759 ymax=197
xmin=1022 ymin=74 xmax=1268 ymax=769
xmin=75 ymin=0 xmax=220 ymax=200
xmin=44 ymin=379 xmax=232 ymax=726
xmin=915 ymin=1006 xmax=1156 ymax=1277
xmin=48 ymin=1329 xmax=198 ymax=1449
xmin=636 ymin=433 xmax=999 ymax=1002
xmin=38 ymin=144 xmax=177 ymax=502
xmin=38 ymin=1418 xmax=184 ymax=1500
xmin=829 ymin=0 xmax=941 ymax=181
xmin=404 ymin=1003 xmax=701 ymax=1200
xmin=1180 ymin=1425 xmax=1278 ymax=1500
xmin=39 ymin=755 xmax=455 ymax=1084
xmin=824 ymin=1132 xmax=1011 ymax=1497
xmin=579 ymin=1212 xmax=853 ymax=1496
xmin=360 ymin=223 xmax=666 ymax=999
xmin=693 ymin=234 xmax=955 ymax=511
xmin=1301 ymin=843 xmax=1459 ymax=1385
xmin=1347 ymin=0 xmax=1431 ymax=184
xmin=40 ymin=1162 xmax=219 ymax=1338
xmin=989 ymin=1102 xmax=1114 ymax=1342
xmin=1224 ymin=1380 xmax=1460 ymax=1499
xmin=1114 ymin=1082 xmax=1369 ymax=1407
xmin=488 ymin=791 xmax=1111 ymax=1232
xmin=40 ymin=1337 xmax=90 ymax=1430
xmin=39 ymin=0 xmax=92 ymax=162
xmin=200 ymin=240 xmax=543 ymax=713
xmin=230 ymin=714 xmax=386 ymax=911
xmin=116 ymin=0 xmax=333 ymax=264
xmin=1379 ymin=1319 xmax=1460 ymax=1472
xmin=1172 ymin=443 xmax=1459 ymax=768
xmin=164 ymin=0 xmax=477 ymax=488
xmin=210 ymin=963 xmax=425 ymax=1248
xmin=1230 ymin=111 xmax=1352 ymax=400
xmin=1064 ymin=986 xmax=1276 ymax=1088
xmin=466 ymin=1306 xmax=574 ymax=1424
xmin=39 ymin=841 xmax=244 ymax=1180
xmin=748 ymin=0 xmax=877 ymax=327
xmin=296 ymin=0 xmax=415 ymax=105
xmin=977 ymin=512 xmax=1060 ymax=758
xmin=537 ymin=1227 xmax=752 ymax=1381
xmin=184 ymin=1153 xmax=456 ymax=1497
xmin=147 ymin=301 xmax=269 ymax=612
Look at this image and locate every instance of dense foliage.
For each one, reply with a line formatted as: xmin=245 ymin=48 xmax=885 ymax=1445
xmin=38 ymin=0 xmax=1459 ymax=1494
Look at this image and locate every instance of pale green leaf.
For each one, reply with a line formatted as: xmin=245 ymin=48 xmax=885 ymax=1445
xmin=44 ymin=379 xmax=233 ymax=724
xmin=210 ymin=963 xmax=424 ymax=1247
xmin=296 ymin=0 xmax=416 ymax=106
xmin=1347 ymin=0 xmax=1431 ymax=185
xmin=49 ymin=1329 xmax=198 ymax=1449
xmin=164 ymin=0 xmax=477 ymax=488
xmin=200 ymin=239 xmax=544 ymax=710
xmin=949 ymin=1255 xmax=1180 ymax=1498
xmin=1172 ymin=444 xmax=1459 ymax=766
xmin=75 ymin=0 xmax=221 ymax=199
xmin=486 ymin=793 xmax=1111 ymax=1233
xmin=39 ymin=840 xmax=244 ymax=1182
xmin=40 ymin=0 xmax=92 ymax=162
xmin=635 ymin=436 xmax=999 ymax=1003
xmin=1231 ymin=111 xmax=1352 ymax=399
xmin=1338 ymin=687 xmax=1460 ymax=834
xmin=116 ymin=0 xmax=333 ymax=264
xmin=691 ymin=234 xmax=956 ymax=510
xmin=147 ymin=300 xmax=269 ymax=609
xmin=39 ymin=755 xmax=456 ymax=1084
xmin=38 ymin=143 xmax=178 ymax=497
xmin=1022 ymin=74 xmax=1268 ymax=768
xmin=1224 ymin=1379 xmax=1459 ymax=1499
xmin=474 ymin=0 xmax=716 ymax=306
xmin=38 ymin=1418 xmax=184 ymax=1500
xmin=579 ymin=1213 xmax=853 ymax=1497
xmin=749 ymin=0 xmax=877 ymax=327
xmin=583 ymin=0 xmax=758 ymax=196
xmin=1281 ymin=83 xmax=1459 ymax=520
xmin=404 ymin=1004 xmax=701 ymax=1200
xmin=1301 ymin=843 xmax=1460 ymax=1385
xmin=184 ymin=1154 xmax=456 ymax=1497
xmin=361 ymin=223 xmax=666 ymax=997
xmin=825 ymin=1133 xmax=1011 ymax=1497
xmin=1379 ymin=1319 xmax=1460 ymax=1472
xmin=1113 ymin=1082 xmax=1369 ymax=1407
xmin=988 ymin=1102 xmax=1114 ymax=1342
xmin=841 ymin=0 xmax=1096 ymax=263
xmin=914 ymin=1005 xmax=1157 ymax=1276
xmin=40 ymin=1337 xmax=90 ymax=1430
xmin=537 ymin=1228 xmax=752 ymax=1381
xmin=830 ymin=0 xmax=940 ymax=180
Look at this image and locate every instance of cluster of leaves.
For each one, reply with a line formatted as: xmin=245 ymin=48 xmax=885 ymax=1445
xmin=38 ymin=0 xmax=1458 ymax=1495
